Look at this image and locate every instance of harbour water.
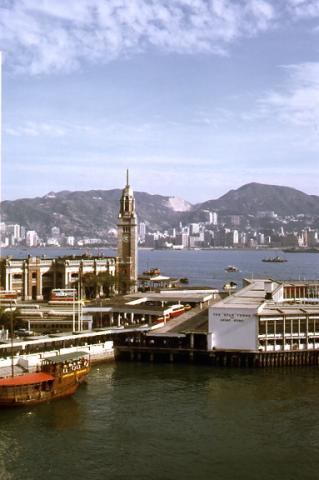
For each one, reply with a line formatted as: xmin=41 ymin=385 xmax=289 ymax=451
xmin=2 ymin=363 xmax=319 ymax=480
xmin=1 ymin=248 xmax=319 ymax=479
xmin=2 ymin=246 xmax=319 ymax=288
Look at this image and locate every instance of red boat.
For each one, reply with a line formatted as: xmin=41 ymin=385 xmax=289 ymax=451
xmin=0 ymin=351 xmax=90 ymax=407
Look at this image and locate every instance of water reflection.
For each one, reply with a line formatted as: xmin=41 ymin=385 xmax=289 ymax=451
xmin=36 ymin=397 xmax=82 ymax=430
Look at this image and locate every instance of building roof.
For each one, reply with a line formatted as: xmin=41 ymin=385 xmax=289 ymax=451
xmin=211 ymin=278 xmax=319 ymax=316
xmin=43 ymin=351 xmax=89 ymax=363
xmin=213 ymin=279 xmax=268 ymax=311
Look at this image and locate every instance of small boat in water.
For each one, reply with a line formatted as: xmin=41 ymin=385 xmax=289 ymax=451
xmin=225 ymin=265 xmax=239 ymax=272
xmin=143 ymin=267 xmax=161 ymax=276
xmin=0 ymin=351 xmax=90 ymax=407
xmin=262 ymin=256 xmax=287 ymax=263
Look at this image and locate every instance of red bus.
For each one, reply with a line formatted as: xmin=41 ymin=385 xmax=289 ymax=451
xmin=49 ymin=289 xmax=77 ymax=303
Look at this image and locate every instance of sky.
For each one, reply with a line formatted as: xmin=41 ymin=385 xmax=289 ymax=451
xmin=1 ymin=0 xmax=319 ymax=203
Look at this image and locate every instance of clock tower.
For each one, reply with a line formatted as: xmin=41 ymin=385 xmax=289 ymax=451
xmin=117 ymin=170 xmax=138 ymax=293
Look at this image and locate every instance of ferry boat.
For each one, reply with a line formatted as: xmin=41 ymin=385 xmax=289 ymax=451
xmin=225 ymin=265 xmax=239 ymax=272
xmin=0 ymin=351 xmax=90 ymax=407
xmin=262 ymin=256 xmax=287 ymax=263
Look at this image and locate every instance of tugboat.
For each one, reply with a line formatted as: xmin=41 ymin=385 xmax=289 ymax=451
xmin=262 ymin=256 xmax=287 ymax=263
xmin=143 ymin=267 xmax=161 ymax=276
xmin=225 ymin=265 xmax=239 ymax=272
xmin=0 ymin=351 xmax=90 ymax=407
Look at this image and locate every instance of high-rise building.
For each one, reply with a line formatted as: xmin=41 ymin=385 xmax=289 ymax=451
xmin=26 ymin=230 xmax=38 ymax=247
xmin=51 ymin=226 xmax=60 ymax=238
xmin=190 ymin=223 xmax=200 ymax=235
xmin=139 ymin=222 xmax=146 ymax=241
xmin=117 ymin=170 xmax=138 ymax=293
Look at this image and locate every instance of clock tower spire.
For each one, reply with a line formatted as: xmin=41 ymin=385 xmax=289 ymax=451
xmin=117 ymin=170 xmax=138 ymax=292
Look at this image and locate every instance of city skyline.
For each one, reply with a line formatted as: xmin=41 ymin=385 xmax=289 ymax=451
xmin=1 ymin=1 xmax=319 ymax=201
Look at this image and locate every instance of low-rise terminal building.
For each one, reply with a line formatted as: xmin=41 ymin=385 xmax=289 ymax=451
xmin=0 ymin=255 xmax=117 ymax=301
xmin=208 ymin=278 xmax=319 ymax=353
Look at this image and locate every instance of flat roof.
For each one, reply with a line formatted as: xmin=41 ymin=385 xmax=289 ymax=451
xmin=149 ymin=307 xmax=209 ymax=335
xmin=211 ymin=278 xmax=319 ymax=315
xmin=44 ymin=351 xmax=89 ymax=363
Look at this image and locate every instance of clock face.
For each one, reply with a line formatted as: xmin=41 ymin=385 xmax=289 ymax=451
xmin=123 ymin=234 xmax=129 ymax=242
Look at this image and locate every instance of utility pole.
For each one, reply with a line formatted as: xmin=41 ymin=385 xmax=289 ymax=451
xmin=10 ymin=300 xmax=14 ymax=378
xmin=72 ymin=289 xmax=76 ymax=332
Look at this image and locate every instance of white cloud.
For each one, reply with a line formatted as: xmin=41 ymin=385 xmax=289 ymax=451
xmin=0 ymin=0 xmax=276 ymax=75
xmin=260 ymin=62 xmax=319 ymax=126
xmin=4 ymin=121 xmax=67 ymax=136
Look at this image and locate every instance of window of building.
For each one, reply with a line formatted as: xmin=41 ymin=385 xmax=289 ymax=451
xmin=275 ymin=320 xmax=283 ymax=335
xmin=259 ymin=321 xmax=266 ymax=335
xmin=267 ymin=321 xmax=274 ymax=335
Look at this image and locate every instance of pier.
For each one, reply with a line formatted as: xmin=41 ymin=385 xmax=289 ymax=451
xmin=115 ymin=341 xmax=319 ymax=368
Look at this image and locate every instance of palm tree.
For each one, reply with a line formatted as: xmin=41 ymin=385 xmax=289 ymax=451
xmin=0 ymin=306 xmax=23 ymax=331
xmin=81 ymin=273 xmax=99 ymax=300
xmin=97 ymin=271 xmax=116 ymax=298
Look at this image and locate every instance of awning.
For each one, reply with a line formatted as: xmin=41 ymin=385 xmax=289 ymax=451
xmin=0 ymin=372 xmax=54 ymax=386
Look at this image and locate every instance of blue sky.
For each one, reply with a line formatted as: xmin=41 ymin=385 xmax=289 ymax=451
xmin=1 ymin=0 xmax=319 ymax=202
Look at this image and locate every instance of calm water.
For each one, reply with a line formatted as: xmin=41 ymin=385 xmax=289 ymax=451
xmin=1 ymin=363 xmax=319 ymax=480
xmin=1 ymin=248 xmax=319 ymax=479
xmin=2 ymin=246 xmax=319 ymax=288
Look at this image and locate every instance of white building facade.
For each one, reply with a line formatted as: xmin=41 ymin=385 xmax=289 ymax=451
xmin=208 ymin=279 xmax=319 ymax=353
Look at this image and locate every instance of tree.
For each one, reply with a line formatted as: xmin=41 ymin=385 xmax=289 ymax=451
xmin=0 ymin=306 xmax=24 ymax=331
xmin=80 ymin=273 xmax=99 ymax=300
xmin=97 ymin=271 xmax=116 ymax=298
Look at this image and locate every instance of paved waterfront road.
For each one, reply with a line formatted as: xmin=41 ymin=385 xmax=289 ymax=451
xmin=1 ymin=362 xmax=319 ymax=480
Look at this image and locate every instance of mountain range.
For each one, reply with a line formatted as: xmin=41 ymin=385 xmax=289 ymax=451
xmin=1 ymin=183 xmax=318 ymax=237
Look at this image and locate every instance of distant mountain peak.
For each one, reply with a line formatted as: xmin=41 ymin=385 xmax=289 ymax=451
xmin=44 ymin=191 xmax=56 ymax=199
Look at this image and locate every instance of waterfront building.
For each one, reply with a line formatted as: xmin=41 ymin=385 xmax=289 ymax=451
xmin=0 ymin=256 xmax=117 ymax=300
xmin=26 ymin=230 xmax=39 ymax=247
xmin=139 ymin=222 xmax=146 ymax=242
xmin=0 ymin=173 xmax=137 ymax=300
xmin=233 ymin=230 xmax=239 ymax=245
xmin=175 ymin=233 xmax=189 ymax=249
xmin=211 ymin=212 xmax=218 ymax=225
xmin=190 ymin=223 xmax=200 ymax=235
xmin=66 ymin=236 xmax=75 ymax=246
xmin=117 ymin=170 xmax=138 ymax=293
xmin=208 ymin=278 xmax=319 ymax=353
xmin=51 ymin=226 xmax=60 ymax=238
xmin=202 ymin=210 xmax=213 ymax=224
xmin=6 ymin=224 xmax=21 ymax=244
